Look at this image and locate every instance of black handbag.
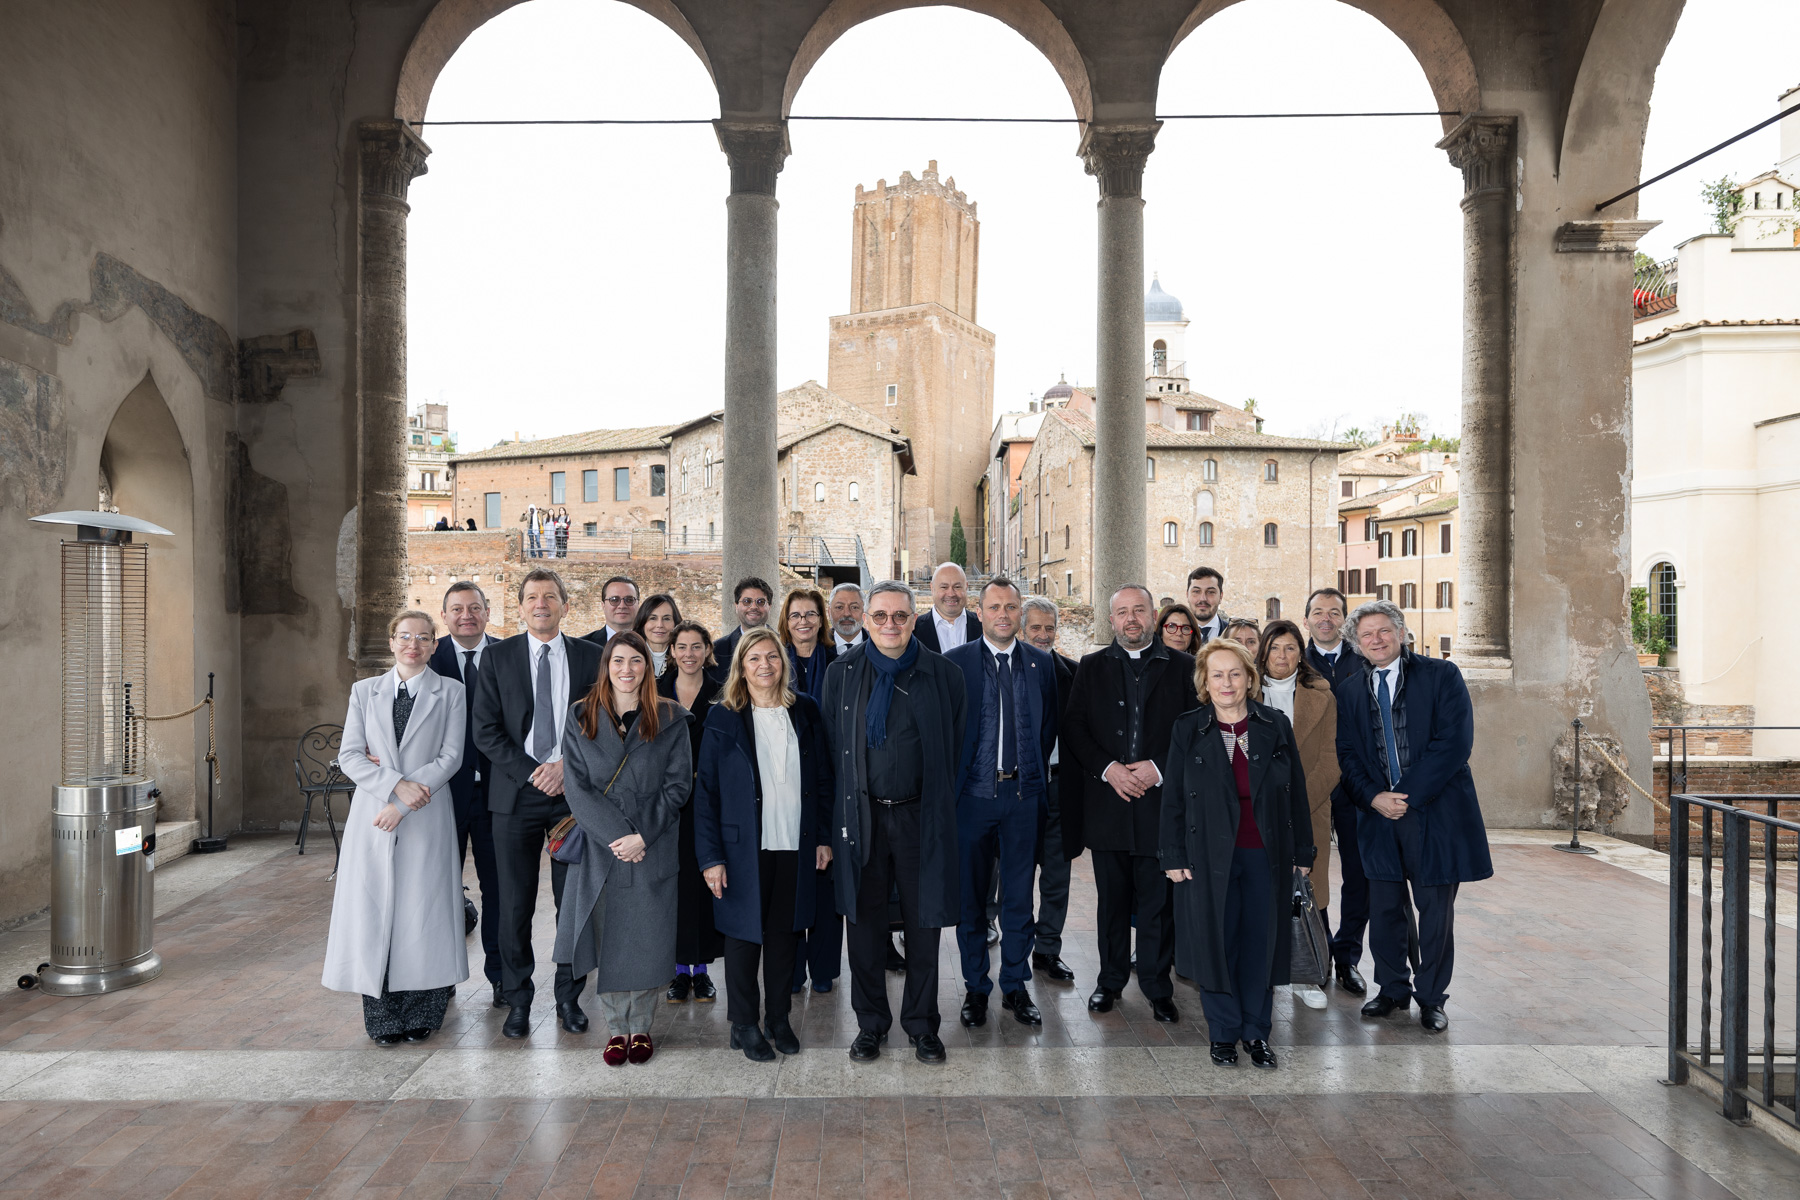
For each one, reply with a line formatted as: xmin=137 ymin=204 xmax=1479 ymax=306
xmin=1289 ymin=869 xmax=1330 ymax=987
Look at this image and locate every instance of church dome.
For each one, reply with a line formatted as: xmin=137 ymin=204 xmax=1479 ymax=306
xmin=1144 ymin=274 xmax=1184 ymax=323
xmin=1042 ymin=374 xmax=1073 ymax=400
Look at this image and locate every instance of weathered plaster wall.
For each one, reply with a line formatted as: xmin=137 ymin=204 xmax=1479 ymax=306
xmin=0 ymin=0 xmax=242 ymax=919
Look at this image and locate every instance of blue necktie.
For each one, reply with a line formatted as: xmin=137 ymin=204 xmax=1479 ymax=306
xmin=995 ymin=650 xmax=1015 ymax=774
xmin=1376 ymin=669 xmax=1401 ymax=788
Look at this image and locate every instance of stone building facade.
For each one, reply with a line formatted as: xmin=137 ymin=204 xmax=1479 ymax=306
xmin=450 ymin=426 xmax=672 ymax=541
xmin=826 ymin=163 xmax=994 ymax=574
xmin=1336 ymin=449 xmax=1462 ymax=658
xmin=405 ymin=401 xmax=454 ymax=530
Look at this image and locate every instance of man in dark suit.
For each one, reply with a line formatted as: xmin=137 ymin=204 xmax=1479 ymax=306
xmin=825 ymin=580 xmax=967 ymax=1063
xmin=1020 ymin=594 xmax=1077 ymax=982
xmin=1335 ymin=599 xmax=1492 ymax=1033
xmin=708 ymin=576 xmax=774 ymax=681
xmin=1184 ymin=567 xmax=1227 ymax=645
xmin=472 ymin=567 xmax=603 ymax=1039
xmin=1061 ymin=584 xmax=1198 ymax=1022
xmin=912 ymin=562 xmax=982 ymax=653
xmin=581 ymin=575 xmax=639 ymax=645
xmin=428 ymin=581 xmax=504 ymax=1006
xmin=1302 ymin=586 xmax=1370 ymax=995
xmin=944 ymin=579 xmax=1058 ymax=1028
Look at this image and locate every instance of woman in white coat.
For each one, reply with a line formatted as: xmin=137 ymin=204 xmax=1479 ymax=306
xmin=322 ymin=610 xmax=471 ymax=1044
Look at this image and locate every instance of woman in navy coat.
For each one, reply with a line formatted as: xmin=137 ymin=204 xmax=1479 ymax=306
xmin=693 ymin=628 xmax=835 ymax=1061
xmin=777 ymin=586 xmax=841 ymax=991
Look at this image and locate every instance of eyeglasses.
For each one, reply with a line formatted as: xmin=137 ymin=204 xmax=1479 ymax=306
xmin=604 ymin=596 xmax=637 ymax=606
xmin=1161 ymin=623 xmax=1193 ymax=634
xmin=867 ymin=611 xmax=912 ymax=626
xmin=789 ymin=610 xmax=820 ymax=622
xmin=739 ymin=598 xmax=770 ymax=609
xmin=393 ymin=633 xmax=433 ymax=643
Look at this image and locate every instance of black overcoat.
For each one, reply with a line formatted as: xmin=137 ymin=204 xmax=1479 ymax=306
xmin=821 ymin=643 xmax=967 ymax=929
xmin=1058 ymin=641 xmax=1198 ymax=856
xmin=662 ymin=664 xmax=725 ymax=964
xmin=1158 ymin=701 xmax=1316 ymax=991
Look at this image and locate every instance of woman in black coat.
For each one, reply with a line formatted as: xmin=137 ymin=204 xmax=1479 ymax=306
xmin=661 ymin=620 xmax=725 ymax=1001
xmin=1161 ymin=639 xmax=1314 ymax=1071
xmin=777 ymin=586 xmax=840 ymax=992
xmin=692 ymin=628 xmax=834 ymax=1062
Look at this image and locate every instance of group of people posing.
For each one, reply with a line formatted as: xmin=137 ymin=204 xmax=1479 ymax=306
xmin=322 ymin=560 xmax=1491 ymax=1071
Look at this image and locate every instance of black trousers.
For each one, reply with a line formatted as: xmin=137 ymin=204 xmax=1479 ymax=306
xmin=1092 ymin=849 xmax=1174 ymax=1000
xmin=1326 ymin=793 xmax=1370 ymax=966
xmin=848 ymin=801 xmax=941 ymax=1037
xmin=1034 ymin=775 xmax=1071 ymax=956
xmin=1198 ymin=848 xmax=1276 ymax=1042
xmin=1368 ymin=807 xmax=1457 ymax=1006
xmin=792 ymin=866 xmax=843 ymax=989
xmin=725 ymin=849 xmax=802 ymax=1027
xmin=492 ymin=783 xmax=587 ymax=1008
xmin=455 ymin=779 xmax=502 ymax=984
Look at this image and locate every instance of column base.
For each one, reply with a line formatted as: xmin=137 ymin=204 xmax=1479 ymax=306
xmin=1455 ymin=655 xmax=1514 ymax=682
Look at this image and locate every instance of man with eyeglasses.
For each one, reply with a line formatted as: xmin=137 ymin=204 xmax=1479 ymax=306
xmin=582 ymin=576 xmax=639 ymax=645
xmin=825 ymin=580 xmax=967 ymax=1064
xmin=708 ymin=576 xmax=773 ymax=681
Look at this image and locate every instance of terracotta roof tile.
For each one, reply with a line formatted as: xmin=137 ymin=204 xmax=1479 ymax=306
xmin=452 ymin=424 xmax=675 ymax=461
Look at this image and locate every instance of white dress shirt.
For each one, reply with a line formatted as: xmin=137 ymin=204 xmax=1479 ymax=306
xmin=983 ymin=637 xmax=1018 ymax=764
xmin=833 ymin=630 xmax=864 ymax=651
xmin=1312 ymin=640 xmax=1343 ymax=666
xmin=527 ymin=632 xmax=570 ymax=763
xmin=933 ymin=609 xmax=970 ymax=651
xmin=753 ymin=706 xmax=803 ymax=851
xmin=1196 ymin=617 xmax=1223 ymax=644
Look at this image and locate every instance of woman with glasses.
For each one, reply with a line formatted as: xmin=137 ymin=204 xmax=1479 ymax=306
xmin=323 ymin=611 xmax=469 ymax=1045
xmin=1156 ymin=603 xmax=1200 ymax=654
xmin=1224 ymin=618 xmax=1262 ymax=658
xmin=778 ymin=587 xmax=836 ymax=704
xmin=663 ymin=620 xmax=724 ymax=1002
xmin=633 ymin=593 xmax=682 ymax=677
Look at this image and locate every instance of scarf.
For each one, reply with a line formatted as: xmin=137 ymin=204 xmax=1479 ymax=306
xmin=1261 ymin=672 xmax=1298 ymax=721
xmin=865 ymin=637 xmax=920 ymax=749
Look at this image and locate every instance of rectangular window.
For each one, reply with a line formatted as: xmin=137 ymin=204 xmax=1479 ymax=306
xmin=1186 ymin=411 xmax=1211 ymax=432
xmin=1440 ymin=636 xmax=1452 ymax=656
xmin=1337 ymin=520 xmax=1346 ymax=544
xmin=1337 ymin=570 xmax=1347 ymax=593
xmin=1366 ymin=567 xmax=1378 ymax=592
xmin=1401 ymin=528 xmax=1416 ymax=557
xmin=885 ymin=384 xmax=898 ymax=406
xmin=1436 ymin=581 xmax=1454 ymax=609
xmin=1341 ymin=480 xmax=1354 ymax=498
xmin=583 ymin=470 xmax=599 ymax=502
xmin=650 ymin=465 xmax=666 ymax=497
xmin=1347 ymin=569 xmax=1362 ymax=594
xmin=1146 ymin=457 xmax=1156 ymax=481
xmin=1440 ymin=522 xmax=1452 ymax=554
xmin=1363 ymin=517 xmax=1377 ymax=541
xmin=584 ymin=522 xmax=597 ymax=537
xmin=1377 ymin=584 xmax=1393 ymax=602
xmin=613 ymin=467 xmax=630 ymax=501
xmin=484 ymin=492 xmax=501 ymax=529
xmin=1377 ymin=532 xmax=1392 ymax=559
xmin=1066 ymin=570 xmax=1073 ymax=596
xmin=652 ymin=519 xmax=665 ymax=532
xmin=550 ymin=471 xmax=566 ymax=504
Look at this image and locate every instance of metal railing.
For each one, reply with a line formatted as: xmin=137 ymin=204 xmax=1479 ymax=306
xmin=1634 ymin=254 xmax=1678 ymax=319
xmin=778 ymin=535 xmax=869 ymax=581
xmin=1668 ymin=793 xmax=1799 ymax=1130
xmin=1656 ymin=725 xmax=1800 ymax=799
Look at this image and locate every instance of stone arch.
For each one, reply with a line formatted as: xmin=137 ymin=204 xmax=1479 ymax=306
xmin=1558 ymin=0 xmax=1686 ymax=202
xmin=100 ymin=373 xmax=197 ymax=819
xmin=783 ymin=0 xmax=1093 ymax=123
xmin=394 ymin=0 xmax=715 ymax=125
xmin=1168 ymin=0 xmax=1480 ymax=134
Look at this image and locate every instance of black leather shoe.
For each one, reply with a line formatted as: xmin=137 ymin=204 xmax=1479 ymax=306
xmin=1002 ymin=989 xmax=1042 ymax=1026
xmin=985 ymin=918 xmax=1001 ymax=947
xmin=690 ymin=973 xmax=717 ymax=1002
xmin=731 ymin=1023 xmax=776 ymax=1062
xmin=403 ymin=1027 xmax=433 ymax=1044
xmin=1151 ymin=997 xmax=1180 ymax=1023
xmin=1087 ymin=987 xmax=1120 ymax=1013
xmin=960 ymin=991 xmax=988 ymax=1027
xmin=491 ymin=982 xmax=507 ymax=1009
xmin=849 ymin=1029 xmax=886 ymax=1061
xmin=556 ymin=1001 xmax=589 ymax=1034
xmin=1419 ymin=1004 xmax=1449 ymax=1033
xmin=1334 ymin=961 xmax=1367 ymax=996
xmin=1244 ymin=1039 xmax=1278 ymax=1069
xmin=910 ymin=1032 xmax=947 ymax=1063
xmin=463 ymin=896 xmax=479 ymax=936
xmin=1361 ymin=993 xmax=1410 ymax=1018
xmin=666 ymin=974 xmax=690 ymax=1003
xmin=1209 ymin=1041 xmax=1238 ymax=1066
xmin=1032 ymin=953 xmax=1076 ymax=982
xmin=372 ymin=1033 xmax=402 ymax=1046
xmin=767 ymin=1019 xmax=800 ymax=1055
xmin=503 ymin=1005 xmax=530 ymax=1039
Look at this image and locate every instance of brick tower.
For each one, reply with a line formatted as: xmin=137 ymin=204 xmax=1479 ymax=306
xmin=827 ymin=161 xmax=995 ymax=576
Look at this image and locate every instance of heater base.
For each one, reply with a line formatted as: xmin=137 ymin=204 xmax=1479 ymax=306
xmin=37 ymin=951 xmax=162 ymax=997
xmin=192 ymin=836 xmax=228 ymax=854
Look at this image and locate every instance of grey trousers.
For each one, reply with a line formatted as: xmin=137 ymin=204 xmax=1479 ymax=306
xmin=1034 ymin=785 xmax=1071 ymax=957
xmin=598 ymin=988 xmax=660 ymax=1036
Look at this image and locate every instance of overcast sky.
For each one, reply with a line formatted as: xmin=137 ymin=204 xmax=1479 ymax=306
xmin=407 ymin=0 xmax=1800 ymax=452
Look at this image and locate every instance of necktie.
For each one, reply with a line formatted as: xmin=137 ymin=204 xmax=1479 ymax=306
xmin=531 ymin=643 xmax=555 ymax=762
xmin=995 ymin=650 xmax=1015 ymax=774
xmin=462 ymin=649 xmax=477 ymax=689
xmin=1376 ymin=669 xmax=1401 ymax=788
xmin=393 ymin=682 xmax=415 ymax=747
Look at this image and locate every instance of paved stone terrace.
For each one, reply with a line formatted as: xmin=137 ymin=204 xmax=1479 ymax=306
xmin=0 ymin=831 xmax=1790 ymax=1198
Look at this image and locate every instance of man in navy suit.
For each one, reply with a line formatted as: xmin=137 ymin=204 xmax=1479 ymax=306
xmin=912 ymin=563 xmax=982 ymax=653
xmin=428 ymin=582 xmax=504 ymax=1007
xmin=945 ymin=578 xmax=1059 ymax=1027
xmin=1020 ymin=595 xmax=1078 ymax=983
xmin=1334 ymin=599 xmax=1492 ymax=1033
xmin=708 ymin=576 xmax=774 ymax=681
xmin=1304 ymin=586 xmax=1370 ymax=995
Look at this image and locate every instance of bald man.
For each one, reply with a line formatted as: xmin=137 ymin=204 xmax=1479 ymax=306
xmin=913 ymin=563 xmax=981 ymax=654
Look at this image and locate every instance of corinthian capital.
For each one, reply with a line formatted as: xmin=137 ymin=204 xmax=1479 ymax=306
xmin=1079 ymin=123 xmax=1162 ymax=199
xmin=357 ymin=119 xmax=431 ymax=201
xmin=714 ymin=122 xmax=790 ymax=196
xmin=1436 ymin=114 xmax=1515 ymax=198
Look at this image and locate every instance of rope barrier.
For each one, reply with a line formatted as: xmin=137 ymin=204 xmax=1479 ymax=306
xmin=132 ymin=695 xmax=221 ymax=785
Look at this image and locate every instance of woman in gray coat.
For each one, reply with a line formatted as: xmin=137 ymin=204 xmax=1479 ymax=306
xmin=555 ymin=630 xmax=692 ymax=1066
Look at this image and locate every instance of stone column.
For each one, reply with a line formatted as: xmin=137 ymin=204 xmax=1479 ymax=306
xmin=1080 ymin=123 xmax=1159 ymax=643
xmin=714 ymin=122 xmax=788 ymax=629
xmin=1436 ymin=115 xmax=1516 ymax=672
xmin=355 ymin=118 xmax=430 ymax=670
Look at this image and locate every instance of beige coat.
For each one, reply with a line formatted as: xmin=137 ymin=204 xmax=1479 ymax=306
xmin=1290 ymin=677 xmax=1342 ymax=907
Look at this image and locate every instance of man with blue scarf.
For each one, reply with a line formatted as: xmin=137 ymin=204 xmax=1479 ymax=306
xmin=824 ymin=580 xmax=967 ymax=1063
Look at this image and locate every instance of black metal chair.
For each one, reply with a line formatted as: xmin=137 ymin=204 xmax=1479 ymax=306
xmin=294 ymin=723 xmax=352 ymax=857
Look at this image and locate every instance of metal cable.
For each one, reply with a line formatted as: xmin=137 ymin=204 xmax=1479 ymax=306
xmin=412 ymin=110 xmax=1458 ymax=127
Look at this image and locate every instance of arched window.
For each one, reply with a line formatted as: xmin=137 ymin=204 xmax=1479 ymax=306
xmin=1146 ymin=456 xmax=1156 ymax=481
xmin=1651 ymin=562 xmax=1679 ymax=648
xmin=1194 ymin=490 xmax=1214 ymax=519
xmin=703 ymin=449 xmax=716 ymax=489
xmin=1152 ymin=338 xmax=1168 ymax=374
xmin=814 ymin=481 xmax=825 ymax=502
xmin=1202 ymin=458 xmax=1218 ymax=482
xmin=1263 ymin=522 xmax=1278 ymax=547
xmin=1197 ymin=522 xmax=1213 ymax=547
xmin=1265 ymin=597 xmax=1281 ymax=621
xmin=848 ymin=481 xmax=860 ymax=502
xmin=1162 ymin=521 xmax=1178 ymax=547
xmin=1263 ymin=459 xmax=1279 ymax=482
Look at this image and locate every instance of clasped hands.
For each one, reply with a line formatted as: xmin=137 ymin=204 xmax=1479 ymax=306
xmin=704 ymin=845 xmax=834 ymax=899
xmin=366 ymin=752 xmax=431 ymax=831
xmin=1103 ymin=760 xmax=1161 ymax=800
xmin=1166 ymin=865 xmax=1310 ymax=882
xmin=1371 ymin=791 xmax=1409 ymax=820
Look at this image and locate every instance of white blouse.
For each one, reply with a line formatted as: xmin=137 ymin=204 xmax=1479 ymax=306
xmin=752 ymin=706 xmax=803 ymax=851
xmin=1261 ymin=672 xmax=1298 ymax=722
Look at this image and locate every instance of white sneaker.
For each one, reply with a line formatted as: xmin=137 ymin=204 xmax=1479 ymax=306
xmin=1294 ymin=984 xmax=1327 ymax=1010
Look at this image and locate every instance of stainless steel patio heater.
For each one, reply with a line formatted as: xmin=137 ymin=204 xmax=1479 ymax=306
xmin=29 ymin=509 xmax=171 ymax=995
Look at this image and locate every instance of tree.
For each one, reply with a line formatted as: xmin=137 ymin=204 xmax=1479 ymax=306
xmin=1700 ymin=175 xmax=1743 ymax=235
xmin=1338 ymin=426 xmax=1375 ymax=448
xmin=948 ymin=508 xmax=967 ymax=568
